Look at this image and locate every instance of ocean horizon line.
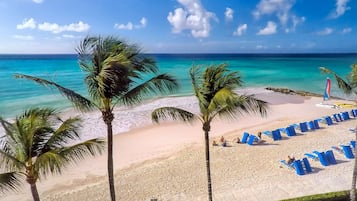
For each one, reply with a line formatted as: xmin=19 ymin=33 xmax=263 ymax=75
xmin=0 ymin=52 xmax=356 ymax=56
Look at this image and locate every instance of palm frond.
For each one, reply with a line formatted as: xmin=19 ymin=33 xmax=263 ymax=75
xmin=0 ymin=117 xmax=16 ymax=142
xmin=0 ymin=144 xmax=25 ymax=170
xmin=0 ymin=172 xmax=24 ymax=193
xmin=58 ymin=138 xmax=105 ymax=165
xmin=14 ymin=74 xmax=95 ymax=112
xmin=320 ymin=66 xmax=353 ymax=95
xmin=44 ymin=116 xmax=82 ymax=150
xmin=348 ymin=64 xmax=357 ymax=88
xmin=189 ymin=66 xmax=207 ymax=114
xmin=120 ymin=74 xmax=179 ymax=106
xmin=234 ymin=94 xmax=268 ymax=117
xmin=207 ymin=87 xmax=237 ymax=114
xmin=152 ymin=107 xmax=196 ymax=123
xmin=34 ymin=151 xmax=65 ymax=177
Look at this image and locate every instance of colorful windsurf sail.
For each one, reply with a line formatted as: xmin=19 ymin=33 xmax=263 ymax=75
xmin=323 ymin=78 xmax=331 ymax=101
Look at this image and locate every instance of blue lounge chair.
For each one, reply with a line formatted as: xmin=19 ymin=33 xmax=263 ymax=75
xmin=304 ymin=153 xmax=318 ymax=161
xmin=325 ymin=116 xmax=333 ymax=126
xmin=262 ymin=130 xmax=272 ymax=138
xmin=285 ymin=126 xmax=296 ymax=137
xmin=280 ymin=160 xmax=294 ymax=170
xmin=289 ymin=123 xmax=300 ymax=130
xmin=333 ymin=113 xmax=343 ymax=122
xmin=302 ymin=158 xmax=312 ymax=173
xmin=308 ymin=121 xmax=315 ymax=130
xmin=351 ymin=140 xmax=356 ymax=149
xmin=341 ymin=145 xmax=355 ymax=159
xmin=293 ymin=160 xmax=305 ymax=175
xmin=351 ymin=109 xmax=357 ymax=117
xmin=342 ymin=111 xmax=350 ymax=120
xmin=272 ymin=129 xmax=282 ymax=141
xmin=299 ymin=122 xmax=308 ymax=132
xmin=313 ymin=119 xmax=320 ymax=129
xmin=325 ymin=150 xmax=337 ymax=164
xmin=247 ymin=135 xmax=258 ymax=145
xmin=241 ymin=132 xmax=249 ymax=144
xmin=313 ymin=151 xmax=329 ymax=166
xmin=332 ymin=145 xmax=355 ymax=159
xmin=331 ymin=146 xmax=344 ymax=154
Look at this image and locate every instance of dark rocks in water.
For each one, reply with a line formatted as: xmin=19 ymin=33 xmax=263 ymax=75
xmin=265 ymin=87 xmax=323 ymax=97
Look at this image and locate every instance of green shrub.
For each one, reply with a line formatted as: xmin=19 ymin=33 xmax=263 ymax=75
xmin=281 ymin=190 xmax=350 ymax=201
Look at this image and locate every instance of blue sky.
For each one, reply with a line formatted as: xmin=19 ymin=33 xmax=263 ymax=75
xmin=0 ymin=0 xmax=356 ymax=54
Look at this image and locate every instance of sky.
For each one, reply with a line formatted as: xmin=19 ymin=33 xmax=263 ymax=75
xmin=0 ymin=0 xmax=356 ymax=54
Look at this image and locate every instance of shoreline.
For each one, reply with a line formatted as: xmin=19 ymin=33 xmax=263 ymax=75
xmin=1 ymin=89 xmax=357 ymax=201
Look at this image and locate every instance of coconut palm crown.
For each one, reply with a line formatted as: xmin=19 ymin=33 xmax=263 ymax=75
xmin=15 ymin=35 xmax=179 ymax=201
xmin=152 ymin=63 xmax=268 ymax=201
xmin=0 ymin=107 xmax=104 ymax=201
xmin=320 ymin=64 xmax=357 ymax=201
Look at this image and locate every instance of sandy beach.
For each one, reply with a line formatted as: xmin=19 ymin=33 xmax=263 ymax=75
xmin=1 ymin=89 xmax=357 ymax=201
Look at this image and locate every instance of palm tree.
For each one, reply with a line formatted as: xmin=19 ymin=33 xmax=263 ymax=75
xmin=151 ymin=63 xmax=268 ymax=201
xmin=15 ymin=35 xmax=179 ymax=201
xmin=320 ymin=65 xmax=357 ymax=201
xmin=0 ymin=107 xmax=104 ymax=201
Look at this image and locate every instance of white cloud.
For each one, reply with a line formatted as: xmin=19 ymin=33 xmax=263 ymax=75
xmin=114 ymin=22 xmax=134 ymax=30
xmin=330 ymin=0 xmax=350 ymax=18
xmin=285 ymin=16 xmax=305 ymax=33
xmin=342 ymin=27 xmax=352 ymax=34
xmin=233 ymin=24 xmax=247 ymax=36
xmin=167 ymin=0 xmax=217 ymax=38
xmin=114 ymin=17 xmax=147 ymax=30
xmin=253 ymin=0 xmax=305 ymax=33
xmin=253 ymin=0 xmax=295 ymax=25
xmin=32 ymin=0 xmax=44 ymax=3
xmin=257 ymin=21 xmax=277 ymax=35
xmin=225 ymin=7 xmax=234 ymax=21
xmin=317 ymin=28 xmax=333 ymax=35
xmin=140 ymin=17 xmax=147 ymax=27
xmin=17 ymin=18 xmax=36 ymax=29
xmin=13 ymin=35 xmax=34 ymax=40
xmin=38 ymin=21 xmax=90 ymax=34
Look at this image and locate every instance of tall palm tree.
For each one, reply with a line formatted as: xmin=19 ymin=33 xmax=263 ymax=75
xmin=0 ymin=107 xmax=104 ymax=201
xmin=320 ymin=65 xmax=357 ymax=201
xmin=151 ymin=63 xmax=268 ymax=201
xmin=15 ymin=35 xmax=179 ymax=201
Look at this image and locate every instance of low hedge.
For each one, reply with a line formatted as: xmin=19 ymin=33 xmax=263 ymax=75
xmin=281 ymin=190 xmax=350 ymax=201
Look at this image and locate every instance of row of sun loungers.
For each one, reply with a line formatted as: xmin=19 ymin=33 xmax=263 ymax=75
xmin=285 ymin=142 xmax=356 ymax=176
xmin=277 ymin=109 xmax=357 ymax=176
xmin=263 ymin=109 xmax=357 ymax=142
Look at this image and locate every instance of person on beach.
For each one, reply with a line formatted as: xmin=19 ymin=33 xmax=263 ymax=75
xmin=220 ymin=136 xmax=227 ymax=147
xmin=257 ymin=132 xmax=262 ymax=139
xmin=287 ymin=155 xmax=295 ymax=165
xmin=235 ymin=137 xmax=241 ymax=144
xmin=212 ymin=140 xmax=219 ymax=146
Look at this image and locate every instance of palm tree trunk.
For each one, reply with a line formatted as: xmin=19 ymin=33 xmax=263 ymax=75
xmin=103 ymin=110 xmax=116 ymax=201
xmin=350 ymin=129 xmax=357 ymax=201
xmin=30 ymin=183 xmax=41 ymax=201
xmin=203 ymin=127 xmax=213 ymax=201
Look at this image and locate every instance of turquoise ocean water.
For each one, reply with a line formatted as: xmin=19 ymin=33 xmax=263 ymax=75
xmin=1 ymin=53 xmax=357 ymax=119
